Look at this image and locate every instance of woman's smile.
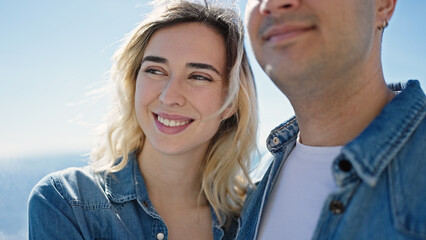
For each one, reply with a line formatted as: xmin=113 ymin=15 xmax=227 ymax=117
xmin=154 ymin=112 xmax=194 ymax=134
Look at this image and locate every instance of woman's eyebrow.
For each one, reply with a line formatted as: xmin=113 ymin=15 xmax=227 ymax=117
xmin=141 ymin=55 xmax=168 ymax=64
xmin=187 ymin=62 xmax=220 ymax=75
xmin=141 ymin=57 xmax=220 ymax=75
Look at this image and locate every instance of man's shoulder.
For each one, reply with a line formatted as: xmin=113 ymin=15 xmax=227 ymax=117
xmin=386 ymin=112 xmax=426 ymax=237
xmin=392 ymin=110 xmax=426 ymax=173
xmin=392 ymin=85 xmax=425 ymax=165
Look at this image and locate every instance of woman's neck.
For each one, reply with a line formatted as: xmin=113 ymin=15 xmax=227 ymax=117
xmin=137 ymin=140 xmax=208 ymax=208
xmin=137 ymin=140 xmax=213 ymax=240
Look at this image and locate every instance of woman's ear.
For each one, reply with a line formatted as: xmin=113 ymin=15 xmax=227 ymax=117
xmin=376 ymin=0 xmax=397 ymax=30
xmin=221 ymin=103 xmax=237 ymax=121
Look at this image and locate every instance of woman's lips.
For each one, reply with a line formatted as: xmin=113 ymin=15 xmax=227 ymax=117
xmin=153 ymin=113 xmax=194 ymax=134
xmin=157 ymin=115 xmax=191 ymax=127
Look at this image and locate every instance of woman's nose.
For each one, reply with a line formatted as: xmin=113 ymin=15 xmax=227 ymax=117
xmin=158 ymin=76 xmax=186 ymax=106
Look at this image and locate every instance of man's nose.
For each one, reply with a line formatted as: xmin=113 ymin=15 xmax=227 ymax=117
xmin=259 ymin=0 xmax=301 ymax=15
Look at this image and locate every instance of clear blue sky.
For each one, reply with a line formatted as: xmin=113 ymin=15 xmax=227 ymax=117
xmin=1 ymin=0 xmax=425 ymax=158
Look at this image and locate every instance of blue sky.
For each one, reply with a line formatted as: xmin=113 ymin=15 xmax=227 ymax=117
xmin=1 ymin=0 xmax=425 ymax=158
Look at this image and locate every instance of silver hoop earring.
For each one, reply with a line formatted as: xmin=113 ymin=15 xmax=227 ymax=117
xmin=378 ymin=19 xmax=388 ymax=31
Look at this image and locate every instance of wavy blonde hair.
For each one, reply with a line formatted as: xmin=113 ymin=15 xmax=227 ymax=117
xmin=90 ymin=0 xmax=258 ymax=224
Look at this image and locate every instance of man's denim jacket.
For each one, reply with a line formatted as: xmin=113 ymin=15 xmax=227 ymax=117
xmin=28 ymin=152 xmax=233 ymax=240
xmin=237 ymin=80 xmax=426 ymax=240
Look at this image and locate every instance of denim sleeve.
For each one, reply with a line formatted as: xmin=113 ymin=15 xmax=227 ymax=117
xmin=28 ymin=175 xmax=84 ymax=240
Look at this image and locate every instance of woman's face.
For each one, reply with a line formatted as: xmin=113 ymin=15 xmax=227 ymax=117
xmin=135 ymin=22 xmax=229 ymax=157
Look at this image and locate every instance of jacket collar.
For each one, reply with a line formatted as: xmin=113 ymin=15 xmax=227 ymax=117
xmin=105 ymin=151 xmax=150 ymax=204
xmin=103 ymin=151 xmax=227 ymax=234
xmin=266 ymin=116 xmax=299 ymax=154
xmin=266 ymin=80 xmax=426 ymax=187
xmin=340 ymin=80 xmax=425 ymax=186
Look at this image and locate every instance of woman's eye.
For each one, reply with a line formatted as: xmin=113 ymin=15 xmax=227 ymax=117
xmin=145 ymin=68 xmax=164 ymax=75
xmin=190 ymin=74 xmax=212 ymax=81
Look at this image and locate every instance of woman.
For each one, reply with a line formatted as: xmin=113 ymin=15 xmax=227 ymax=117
xmin=28 ymin=0 xmax=258 ymax=239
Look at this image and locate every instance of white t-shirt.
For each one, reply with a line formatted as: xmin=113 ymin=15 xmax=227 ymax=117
xmin=257 ymin=140 xmax=342 ymax=240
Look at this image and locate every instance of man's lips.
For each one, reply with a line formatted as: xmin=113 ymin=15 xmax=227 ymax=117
xmin=262 ymin=24 xmax=315 ymax=42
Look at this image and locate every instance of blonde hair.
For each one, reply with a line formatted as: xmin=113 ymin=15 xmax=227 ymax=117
xmin=90 ymin=0 xmax=258 ymax=224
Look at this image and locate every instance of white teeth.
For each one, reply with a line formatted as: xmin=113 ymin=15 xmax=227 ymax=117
xmin=157 ymin=115 xmax=190 ymax=127
xmin=170 ymin=120 xmax=176 ymax=127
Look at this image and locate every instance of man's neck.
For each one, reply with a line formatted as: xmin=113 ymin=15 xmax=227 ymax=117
xmin=289 ymin=69 xmax=395 ymax=146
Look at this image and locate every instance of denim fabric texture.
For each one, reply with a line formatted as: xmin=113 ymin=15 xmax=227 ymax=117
xmin=28 ymin=152 xmax=231 ymax=240
xmin=237 ymin=80 xmax=426 ymax=240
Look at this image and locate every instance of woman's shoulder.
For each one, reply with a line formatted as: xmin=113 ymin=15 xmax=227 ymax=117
xmin=29 ymin=166 xmax=108 ymax=205
xmin=28 ymin=167 xmax=116 ymax=239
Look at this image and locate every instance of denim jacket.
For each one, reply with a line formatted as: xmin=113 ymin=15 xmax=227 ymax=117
xmin=28 ymin=152 xmax=232 ymax=240
xmin=237 ymin=80 xmax=426 ymax=240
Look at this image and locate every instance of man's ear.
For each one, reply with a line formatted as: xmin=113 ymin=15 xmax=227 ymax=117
xmin=376 ymin=0 xmax=397 ymax=30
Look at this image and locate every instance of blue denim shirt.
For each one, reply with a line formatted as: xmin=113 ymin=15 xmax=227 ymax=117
xmin=237 ymin=80 xmax=426 ymax=240
xmin=28 ymin=152 xmax=232 ymax=239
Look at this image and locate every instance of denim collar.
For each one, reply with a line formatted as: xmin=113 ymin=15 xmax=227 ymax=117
xmin=105 ymin=152 xmax=147 ymax=203
xmin=341 ymin=80 xmax=425 ymax=186
xmin=104 ymin=151 xmax=166 ymax=221
xmin=266 ymin=116 xmax=299 ymax=154
xmin=266 ymin=80 xmax=425 ymax=187
xmin=104 ymin=151 xmax=226 ymax=234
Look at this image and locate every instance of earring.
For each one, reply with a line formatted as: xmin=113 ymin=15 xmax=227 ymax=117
xmin=378 ymin=19 xmax=388 ymax=31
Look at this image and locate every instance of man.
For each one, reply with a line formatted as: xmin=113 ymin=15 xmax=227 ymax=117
xmin=237 ymin=0 xmax=426 ymax=239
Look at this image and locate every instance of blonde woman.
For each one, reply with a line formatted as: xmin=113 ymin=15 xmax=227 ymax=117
xmin=28 ymin=0 xmax=258 ymax=239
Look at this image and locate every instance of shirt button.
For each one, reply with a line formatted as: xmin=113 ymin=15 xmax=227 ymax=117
xmin=338 ymin=159 xmax=352 ymax=172
xmin=329 ymin=200 xmax=345 ymax=214
xmin=272 ymin=136 xmax=280 ymax=145
xmin=156 ymin=232 xmax=165 ymax=240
